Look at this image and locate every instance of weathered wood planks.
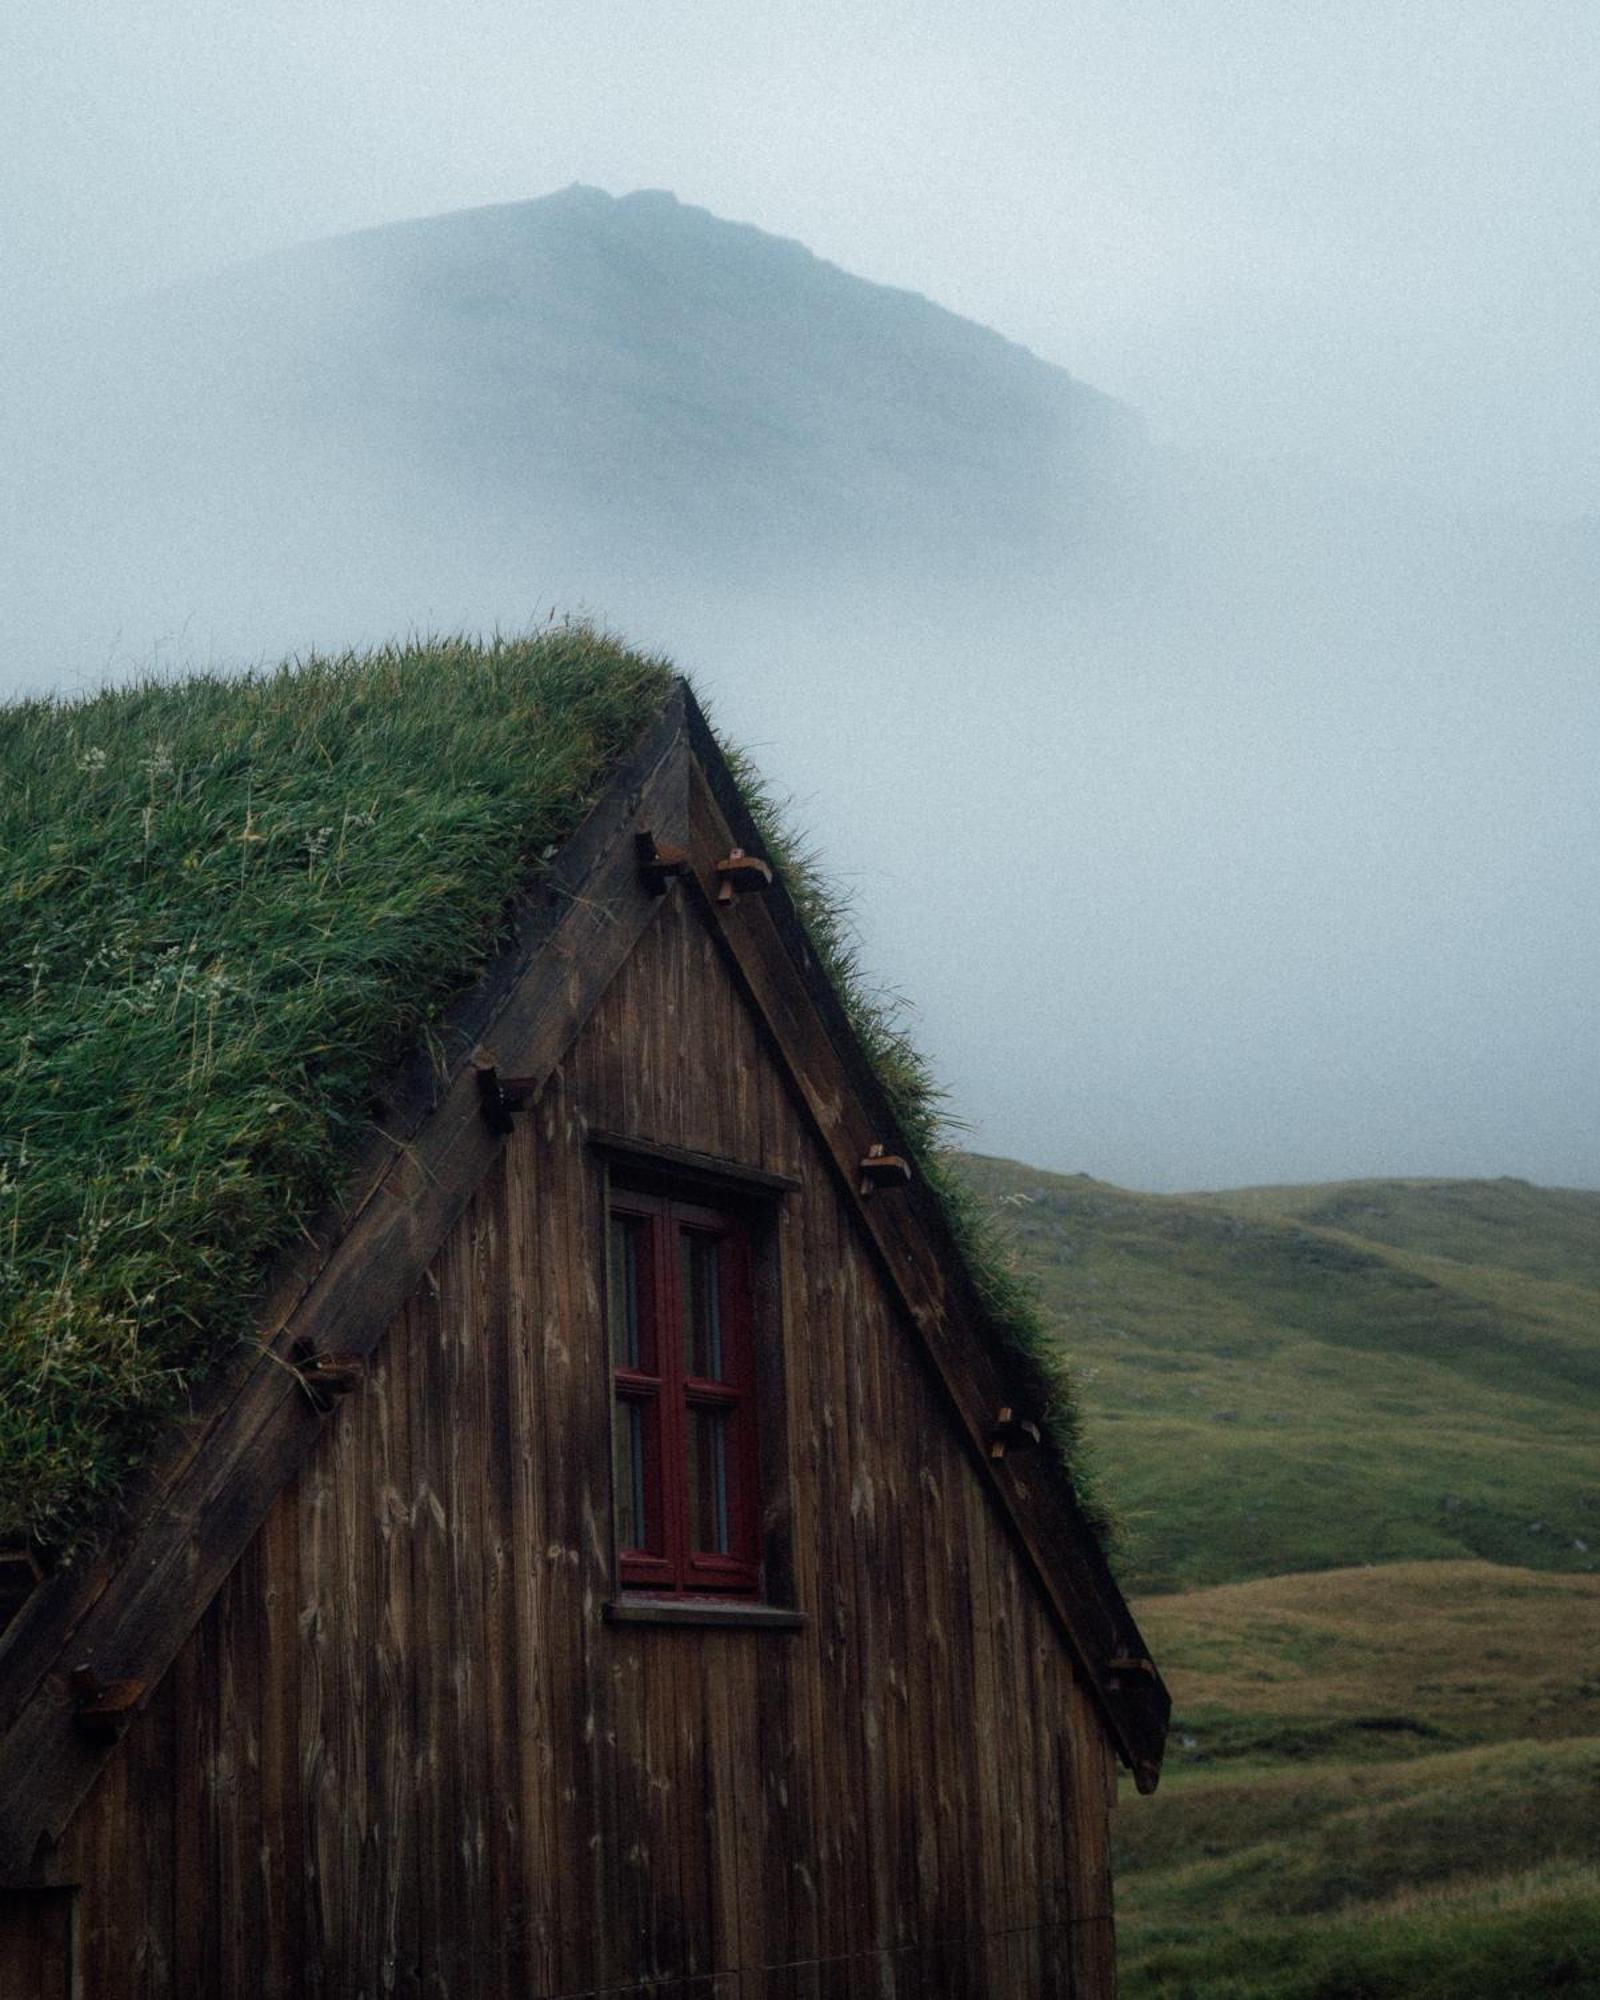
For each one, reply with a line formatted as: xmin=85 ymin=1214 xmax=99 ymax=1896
xmin=39 ymin=873 xmax=1122 ymax=1994
xmin=0 ymin=1888 xmax=75 ymax=1998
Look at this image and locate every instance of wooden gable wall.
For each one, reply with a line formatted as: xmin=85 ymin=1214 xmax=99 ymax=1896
xmin=51 ymin=887 xmax=1119 ymax=1999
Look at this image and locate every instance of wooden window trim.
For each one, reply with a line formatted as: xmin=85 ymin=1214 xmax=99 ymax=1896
xmin=589 ymin=1129 xmax=802 ymax=1199
xmin=603 ymin=1598 xmax=805 ymax=1630
xmin=606 ymin=1185 xmax=764 ymax=1598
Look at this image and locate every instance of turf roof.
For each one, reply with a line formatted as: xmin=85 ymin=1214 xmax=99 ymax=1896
xmin=0 ymin=630 xmax=1099 ymax=1557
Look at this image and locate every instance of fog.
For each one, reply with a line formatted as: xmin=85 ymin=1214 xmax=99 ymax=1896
xmin=2 ymin=6 xmax=1597 ymax=1191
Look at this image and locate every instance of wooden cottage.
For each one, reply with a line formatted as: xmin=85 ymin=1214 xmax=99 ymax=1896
xmin=0 ymin=649 xmax=1167 ymax=1996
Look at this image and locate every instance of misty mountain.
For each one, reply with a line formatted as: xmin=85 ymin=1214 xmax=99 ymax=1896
xmin=10 ymin=186 xmax=1139 ymax=625
xmin=12 ymin=182 xmax=1591 ymax=673
xmin=3 ymin=185 xmax=1596 ymax=1190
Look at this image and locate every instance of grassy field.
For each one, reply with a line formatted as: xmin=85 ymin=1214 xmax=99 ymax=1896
xmin=1137 ymin=1560 xmax=1600 ymax=1766
xmin=954 ymin=1156 xmax=1600 ymax=1996
xmin=957 ymin=1155 xmax=1600 ymax=1593
xmin=1120 ymin=1867 xmax=1600 ymax=2000
xmin=1116 ymin=1566 xmax=1600 ymax=1996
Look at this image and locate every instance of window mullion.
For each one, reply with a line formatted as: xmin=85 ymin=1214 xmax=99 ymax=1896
xmin=655 ymin=1208 xmax=691 ymax=1590
xmin=725 ymin=1219 xmax=758 ymax=1574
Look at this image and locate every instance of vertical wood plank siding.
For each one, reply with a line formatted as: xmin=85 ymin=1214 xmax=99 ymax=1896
xmin=54 ymin=892 xmax=1119 ymax=1997
xmin=0 ymin=1890 xmax=75 ymax=1998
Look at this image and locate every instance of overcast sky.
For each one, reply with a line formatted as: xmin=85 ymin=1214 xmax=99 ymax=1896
xmin=7 ymin=1 xmax=1598 ymax=519
xmin=4 ymin=4 xmax=1597 ymax=1191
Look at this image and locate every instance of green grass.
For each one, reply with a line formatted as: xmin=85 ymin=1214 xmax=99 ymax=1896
xmin=1114 ymin=1564 xmax=1600 ymax=1997
xmin=1121 ymin=1737 xmax=1600 ymax=1917
xmin=956 ymin=1154 xmax=1600 ymax=1591
xmin=1121 ymin=1864 xmax=1600 ymax=1999
xmin=0 ymin=630 xmax=675 ymax=1551
xmin=1136 ymin=1561 xmax=1600 ymax=1767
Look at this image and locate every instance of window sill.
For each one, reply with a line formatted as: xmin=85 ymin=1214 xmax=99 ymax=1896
xmin=603 ymin=1596 xmax=805 ymax=1631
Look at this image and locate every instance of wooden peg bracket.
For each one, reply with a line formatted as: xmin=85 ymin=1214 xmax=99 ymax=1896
xmin=987 ymin=1406 xmax=1043 ymax=1460
xmin=290 ymin=1340 xmax=366 ymax=1408
xmin=475 ymin=1063 xmax=539 ymax=1136
xmin=1106 ymin=1654 xmax=1157 ymax=1687
xmin=714 ymin=847 xmax=774 ymax=906
xmin=70 ymin=1665 xmax=145 ymax=1742
xmin=636 ymin=830 xmax=690 ymax=895
xmin=858 ymin=1143 xmax=913 ymax=1195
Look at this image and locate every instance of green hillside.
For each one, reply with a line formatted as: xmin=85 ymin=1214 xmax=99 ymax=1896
xmin=955 ymin=1155 xmax=1600 ymax=1593
xmin=1116 ymin=1563 xmax=1600 ymax=1998
xmin=35 ymin=184 xmax=1136 ymax=600
xmin=1218 ymin=1176 xmax=1600 ymax=1294
xmin=955 ymin=1154 xmax=1600 ymax=1992
xmin=1133 ymin=1560 xmax=1600 ymax=1768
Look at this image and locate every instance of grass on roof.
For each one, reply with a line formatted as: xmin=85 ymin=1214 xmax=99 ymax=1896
xmin=2 ymin=629 xmax=1103 ymax=1559
xmin=0 ymin=630 xmax=674 ymax=1552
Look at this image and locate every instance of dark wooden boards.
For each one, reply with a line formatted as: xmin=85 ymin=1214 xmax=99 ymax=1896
xmin=0 ymin=1889 xmax=75 ymax=1998
xmin=43 ymin=874 xmax=1123 ymax=1996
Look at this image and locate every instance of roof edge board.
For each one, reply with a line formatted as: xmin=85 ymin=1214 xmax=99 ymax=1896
xmin=678 ymin=685 xmax=1169 ymax=1786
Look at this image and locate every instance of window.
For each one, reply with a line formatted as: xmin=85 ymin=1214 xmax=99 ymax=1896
xmin=607 ymin=1188 xmax=762 ymax=1595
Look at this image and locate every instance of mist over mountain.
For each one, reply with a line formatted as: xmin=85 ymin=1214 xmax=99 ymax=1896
xmin=3 ymin=185 xmax=1596 ymax=1190
xmin=4 ymin=185 xmax=1139 ymax=659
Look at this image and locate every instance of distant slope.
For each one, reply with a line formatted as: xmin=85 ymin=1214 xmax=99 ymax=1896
xmin=956 ymin=1155 xmax=1600 ymax=1592
xmin=996 ymin=1151 xmax=1600 ymax=1993
xmin=26 ymin=185 xmax=1138 ymax=595
xmin=1216 ymin=1176 xmax=1600 ymax=1292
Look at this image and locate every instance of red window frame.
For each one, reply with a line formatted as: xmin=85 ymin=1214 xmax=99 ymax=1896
xmin=607 ymin=1187 xmax=761 ymax=1596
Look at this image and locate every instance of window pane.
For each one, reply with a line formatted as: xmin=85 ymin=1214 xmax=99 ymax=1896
xmin=686 ymin=1404 xmax=731 ymax=1554
xmin=608 ymin=1214 xmax=643 ymax=1368
xmin=613 ymin=1398 xmax=649 ymax=1551
xmin=679 ymin=1230 xmax=724 ymax=1380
